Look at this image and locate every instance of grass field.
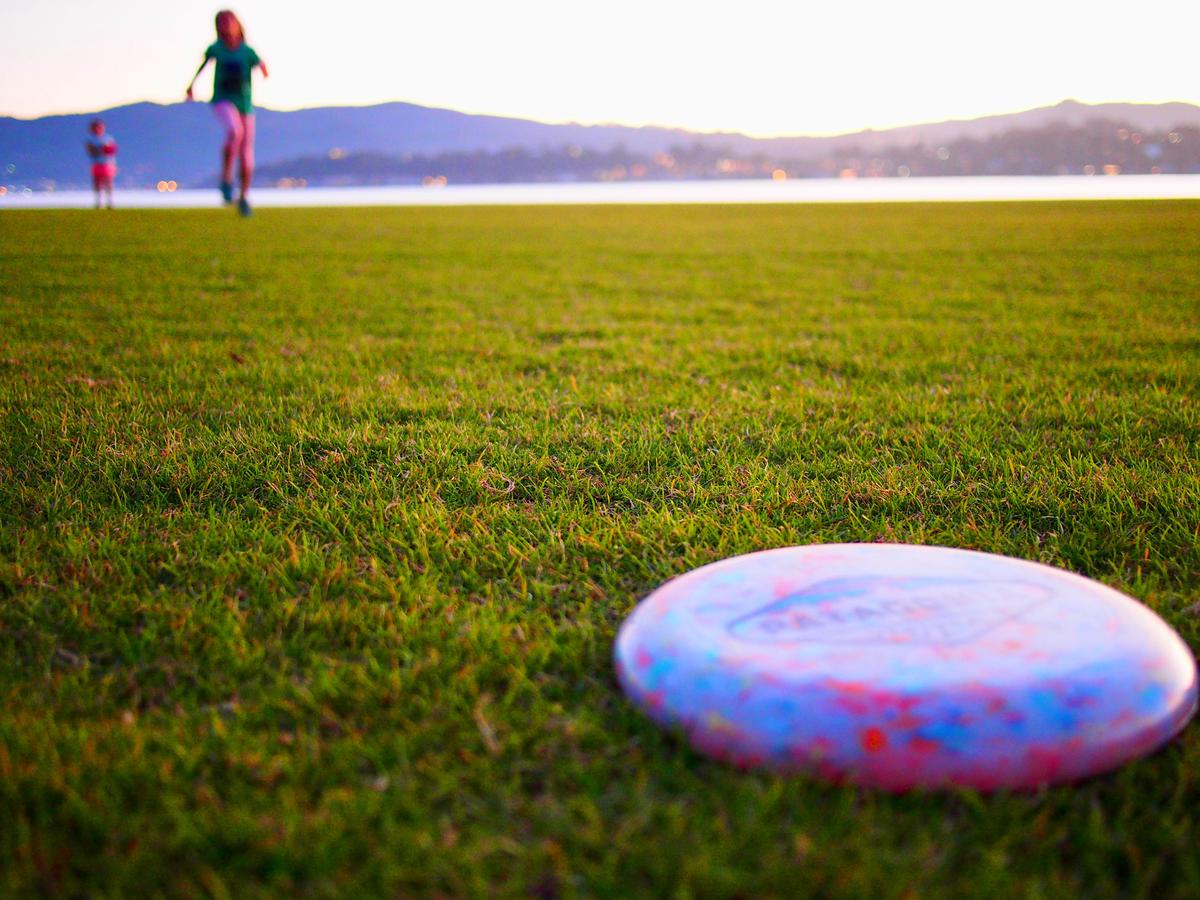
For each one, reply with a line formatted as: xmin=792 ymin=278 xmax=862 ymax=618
xmin=2 ymin=201 xmax=1199 ymax=897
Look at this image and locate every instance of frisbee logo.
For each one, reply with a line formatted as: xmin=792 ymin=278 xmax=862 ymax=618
xmin=726 ymin=576 xmax=1049 ymax=645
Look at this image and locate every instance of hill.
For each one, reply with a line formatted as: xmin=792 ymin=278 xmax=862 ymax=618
xmin=2 ymin=98 xmax=1199 ymax=189
xmin=252 ymin=120 xmax=1200 ymax=186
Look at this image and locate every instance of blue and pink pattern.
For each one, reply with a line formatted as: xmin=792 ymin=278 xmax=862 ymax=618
xmin=614 ymin=544 xmax=1197 ymax=791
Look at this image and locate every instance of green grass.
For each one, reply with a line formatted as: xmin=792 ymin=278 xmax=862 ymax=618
xmin=2 ymin=201 xmax=1199 ymax=897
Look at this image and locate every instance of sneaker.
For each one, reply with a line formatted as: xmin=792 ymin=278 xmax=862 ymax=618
xmin=220 ymin=181 xmax=234 ymax=203
xmin=238 ymin=196 xmax=252 ymax=217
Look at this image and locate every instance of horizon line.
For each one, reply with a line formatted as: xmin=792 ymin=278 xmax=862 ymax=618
xmin=4 ymin=95 xmax=1199 ymax=141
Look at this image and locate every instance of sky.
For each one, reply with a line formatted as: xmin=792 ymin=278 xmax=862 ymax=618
xmin=3 ymin=0 xmax=1197 ymax=136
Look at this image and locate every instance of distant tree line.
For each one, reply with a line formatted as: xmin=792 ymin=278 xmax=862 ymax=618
xmin=255 ymin=120 xmax=1200 ymax=187
xmin=794 ymin=120 xmax=1198 ymax=178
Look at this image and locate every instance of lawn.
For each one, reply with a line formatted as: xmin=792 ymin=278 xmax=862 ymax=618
xmin=2 ymin=201 xmax=1199 ymax=897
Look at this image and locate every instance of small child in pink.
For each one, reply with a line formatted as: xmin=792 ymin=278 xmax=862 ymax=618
xmin=85 ymin=119 xmax=117 ymax=209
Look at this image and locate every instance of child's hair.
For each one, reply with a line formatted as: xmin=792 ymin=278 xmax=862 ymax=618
xmin=215 ymin=10 xmax=245 ymax=43
xmin=89 ymin=119 xmax=104 ymax=132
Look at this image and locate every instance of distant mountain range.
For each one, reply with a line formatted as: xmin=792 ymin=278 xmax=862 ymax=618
xmin=2 ymin=98 xmax=1199 ymax=189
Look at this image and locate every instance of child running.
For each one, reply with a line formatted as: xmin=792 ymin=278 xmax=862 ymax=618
xmin=85 ymin=119 xmax=117 ymax=209
xmin=185 ymin=10 xmax=268 ymax=216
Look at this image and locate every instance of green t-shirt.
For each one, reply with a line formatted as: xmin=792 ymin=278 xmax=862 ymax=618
xmin=205 ymin=41 xmax=261 ymax=114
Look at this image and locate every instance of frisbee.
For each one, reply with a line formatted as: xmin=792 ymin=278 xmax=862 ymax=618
xmin=614 ymin=544 xmax=1196 ymax=791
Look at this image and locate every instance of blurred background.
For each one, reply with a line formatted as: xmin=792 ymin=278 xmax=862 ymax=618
xmin=2 ymin=0 xmax=1199 ymax=192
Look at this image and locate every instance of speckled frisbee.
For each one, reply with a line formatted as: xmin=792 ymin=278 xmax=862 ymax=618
xmin=614 ymin=544 xmax=1197 ymax=791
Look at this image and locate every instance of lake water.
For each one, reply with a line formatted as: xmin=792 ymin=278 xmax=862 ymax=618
xmin=4 ymin=175 xmax=1200 ymax=209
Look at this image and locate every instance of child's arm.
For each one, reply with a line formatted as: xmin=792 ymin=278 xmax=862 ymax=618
xmin=185 ymin=56 xmax=211 ymax=101
xmin=258 ymin=60 xmax=269 ymax=79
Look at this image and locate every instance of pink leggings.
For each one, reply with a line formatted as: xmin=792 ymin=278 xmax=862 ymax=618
xmin=212 ymin=100 xmax=255 ymax=176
